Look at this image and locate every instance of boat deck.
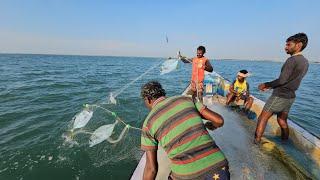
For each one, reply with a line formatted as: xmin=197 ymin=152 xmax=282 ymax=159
xmin=131 ymin=95 xmax=318 ymax=179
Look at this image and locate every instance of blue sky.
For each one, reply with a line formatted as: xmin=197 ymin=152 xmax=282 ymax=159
xmin=0 ymin=0 xmax=319 ymax=61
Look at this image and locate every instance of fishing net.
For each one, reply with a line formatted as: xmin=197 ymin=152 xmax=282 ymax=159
xmin=89 ymin=121 xmax=118 ymax=147
xmin=72 ymin=109 xmax=93 ymax=129
xmin=66 ymin=103 xmax=140 ymax=148
xmin=160 ymin=59 xmax=179 ymax=75
xmin=62 ymin=57 xmax=182 ymax=166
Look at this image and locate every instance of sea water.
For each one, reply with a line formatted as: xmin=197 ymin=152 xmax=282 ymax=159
xmin=0 ymin=54 xmax=319 ymax=179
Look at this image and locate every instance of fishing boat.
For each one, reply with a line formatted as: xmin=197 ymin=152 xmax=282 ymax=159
xmin=131 ymin=71 xmax=320 ymax=179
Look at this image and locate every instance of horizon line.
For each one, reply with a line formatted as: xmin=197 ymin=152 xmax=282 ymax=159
xmin=0 ymin=52 xmax=318 ymax=63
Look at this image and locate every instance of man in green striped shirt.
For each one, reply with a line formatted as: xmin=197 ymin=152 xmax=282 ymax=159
xmin=140 ymin=81 xmax=229 ymax=180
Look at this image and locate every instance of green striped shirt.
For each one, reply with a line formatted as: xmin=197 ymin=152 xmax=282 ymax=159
xmin=141 ymin=96 xmax=227 ymax=179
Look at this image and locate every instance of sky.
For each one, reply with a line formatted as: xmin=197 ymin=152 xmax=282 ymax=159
xmin=0 ymin=0 xmax=319 ymax=61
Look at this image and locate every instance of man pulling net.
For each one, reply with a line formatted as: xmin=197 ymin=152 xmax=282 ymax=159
xmin=179 ymin=46 xmax=213 ymax=102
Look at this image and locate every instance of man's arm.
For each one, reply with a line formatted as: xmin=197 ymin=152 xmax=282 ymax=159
xmin=180 ymin=56 xmax=192 ymax=63
xmin=178 ymin=51 xmax=192 ymax=63
xmin=200 ymin=107 xmax=224 ymax=128
xmin=194 ymin=101 xmax=224 ymax=130
xmin=143 ymin=150 xmax=158 ymax=180
xmin=195 ymin=101 xmax=224 ymax=128
xmin=205 ymin=60 xmax=213 ymax=72
xmin=246 ymin=83 xmax=250 ymax=96
xmin=229 ymin=81 xmax=237 ymax=94
xmin=264 ymin=60 xmax=295 ymax=89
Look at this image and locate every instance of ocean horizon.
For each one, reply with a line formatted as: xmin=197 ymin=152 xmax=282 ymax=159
xmin=1 ymin=52 xmax=318 ymax=63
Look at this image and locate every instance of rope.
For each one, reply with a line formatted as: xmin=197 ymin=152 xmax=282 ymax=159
xmin=107 ymin=125 xmax=130 ymax=143
xmin=112 ymin=59 xmax=163 ymax=98
xmin=87 ymin=104 xmax=142 ymax=131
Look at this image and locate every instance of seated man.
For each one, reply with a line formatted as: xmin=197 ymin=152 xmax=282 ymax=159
xmin=226 ymin=70 xmax=254 ymax=113
xmin=140 ymin=81 xmax=229 ymax=180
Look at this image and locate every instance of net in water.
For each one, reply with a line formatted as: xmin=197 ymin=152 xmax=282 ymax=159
xmin=89 ymin=121 xmax=118 ymax=147
xmin=72 ymin=109 xmax=93 ymax=130
xmin=160 ymin=59 xmax=179 ymax=75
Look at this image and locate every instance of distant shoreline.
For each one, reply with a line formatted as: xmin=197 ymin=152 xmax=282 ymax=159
xmin=0 ymin=52 xmax=318 ymax=63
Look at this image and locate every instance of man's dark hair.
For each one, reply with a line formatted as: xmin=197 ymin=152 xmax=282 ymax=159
xmin=141 ymin=81 xmax=166 ymax=100
xmin=197 ymin=46 xmax=206 ymax=54
xmin=286 ymin=33 xmax=308 ymax=51
xmin=239 ymin=69 xmax=248 ymax=74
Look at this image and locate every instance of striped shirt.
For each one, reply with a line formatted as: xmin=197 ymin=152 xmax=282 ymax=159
xmin=141 ymin=96 xmax=228 ymax=179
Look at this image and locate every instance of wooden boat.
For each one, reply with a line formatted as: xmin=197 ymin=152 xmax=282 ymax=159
xmin=131 ymin=71 xmax=320 ymax=179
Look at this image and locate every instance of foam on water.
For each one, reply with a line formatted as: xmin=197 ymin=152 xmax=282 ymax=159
xmin=108 ymin=92 xmax=117 ymax=105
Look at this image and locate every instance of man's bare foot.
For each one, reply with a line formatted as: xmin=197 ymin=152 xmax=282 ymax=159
xmin=254 ymin=138 xmax=261 ymax=145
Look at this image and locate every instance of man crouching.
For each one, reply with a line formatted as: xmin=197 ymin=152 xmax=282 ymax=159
xmin=226 ymin=70 xmax=254 ymax=113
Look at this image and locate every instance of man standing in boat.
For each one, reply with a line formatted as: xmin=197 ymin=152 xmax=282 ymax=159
xmin=226 ymin=69 xmax=254 ymax=113
xmin=254 ymin=33 xmax=309 ymax=144
xmin=140 ymin=81 xmax=230 ymax=180
xmin=179 ymin=46 xmax=213 ymax=102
